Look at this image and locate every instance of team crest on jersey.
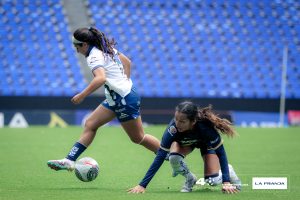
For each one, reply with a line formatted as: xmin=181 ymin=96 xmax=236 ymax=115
xmin=168 ymin=125 xmax=177 ymax=135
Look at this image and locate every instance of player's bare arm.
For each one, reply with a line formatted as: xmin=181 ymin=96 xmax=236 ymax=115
xmin=119 ymin=53 xmax=131 ymax=79
xmin=71 ymin=68 xmax=106 ymax=104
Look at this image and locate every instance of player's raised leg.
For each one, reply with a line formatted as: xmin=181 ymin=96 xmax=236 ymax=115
xmin=77 ymin=105 xmax=115 ymax=147
xmin=121 ymin=116 xmax=160 ymax=153
xmin=47 ymin=105 xmax=116 ymax=171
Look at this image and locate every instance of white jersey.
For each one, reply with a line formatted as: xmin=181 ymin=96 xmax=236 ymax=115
xmin=86 ymin=47 xmax=133 ymax=98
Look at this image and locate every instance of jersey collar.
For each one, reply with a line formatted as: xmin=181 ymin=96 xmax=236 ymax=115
xmin=85 ymin=45 xmax=94 ymax=57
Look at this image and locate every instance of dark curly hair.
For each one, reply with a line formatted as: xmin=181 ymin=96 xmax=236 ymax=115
xmin=176 ymin=101 xmax=237 ymax=137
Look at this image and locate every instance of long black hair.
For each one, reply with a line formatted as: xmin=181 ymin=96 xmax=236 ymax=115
xmin=175 ymin=101 xmax=237 ymax=137
xmin=73 ymin=27 xmax=116 ymax=58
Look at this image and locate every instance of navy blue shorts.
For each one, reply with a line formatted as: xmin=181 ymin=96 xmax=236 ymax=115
xmin=200 ymin=147 xmax=216 ymax=156
xmin=188 ymin=143 xmax=216 ymax=156
xmin=101 ymin=87 xmax=141 ymax=122
xmin=194 ymin=143 xmax=216 ymax=156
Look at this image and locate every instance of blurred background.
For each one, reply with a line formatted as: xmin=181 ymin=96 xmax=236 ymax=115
xmin=0 ymin=0 xmax=299 ymax=127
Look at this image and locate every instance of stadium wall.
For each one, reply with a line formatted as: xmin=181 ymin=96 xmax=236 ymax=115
xmin=0 ymin=96 xmax=299 ymax=127
xmin=1 ymin=96 xmax=300 ymax=111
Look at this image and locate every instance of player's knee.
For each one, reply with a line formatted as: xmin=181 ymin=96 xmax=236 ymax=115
xmin=84 ymin=119 xmax=98 ymax=132
xmin=169 ymin=155 xmax=179 ymax=165
xmin=169 ymin=153 xmax=184 ymax=165
xmin=130 ymin=134 xmax=146 ymax=144
xmin=169 ymin=153 xmax=187 ymax=177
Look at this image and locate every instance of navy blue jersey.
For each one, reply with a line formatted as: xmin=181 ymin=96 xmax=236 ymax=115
xmin=160 ymin=119 xmax=223 ymax=151
xmin=139 ymin=119 xmax=230 ymax=188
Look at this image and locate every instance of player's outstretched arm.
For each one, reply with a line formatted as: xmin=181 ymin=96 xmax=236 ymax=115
xmin=127 ymin=148 xmax=168 ymax=194
xmin=71 ymin=68 xmax=106 ymax=104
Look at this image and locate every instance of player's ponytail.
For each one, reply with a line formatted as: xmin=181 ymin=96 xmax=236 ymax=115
xmin=198 ymin=105 xmax=237 ymax=137
xmin=73 ymin=27 xmax=116 ymax=58
xmin=88 ymin=27 xmax=116 ymax=58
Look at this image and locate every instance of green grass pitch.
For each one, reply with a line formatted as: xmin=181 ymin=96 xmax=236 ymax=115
xmin=1 ymin=126 xmax=300 ymax=200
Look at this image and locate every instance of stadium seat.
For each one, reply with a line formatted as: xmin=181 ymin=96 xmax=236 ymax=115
xmin=1 ymin=0 xmax=299 ymax=99
xmin=0 ymin=0 xmax=86 ymax=97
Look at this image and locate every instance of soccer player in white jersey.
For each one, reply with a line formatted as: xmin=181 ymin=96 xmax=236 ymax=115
xmin=47 ymin=27 xmax=160 ymax=171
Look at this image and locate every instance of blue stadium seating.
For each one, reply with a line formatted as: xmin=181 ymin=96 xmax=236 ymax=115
xmin=0 ymin=0 xmax=299 ymax=99
xmin=0 ymin=0 xmax=86 ymax=96
xmin=86 ymin=0 xmax=300 ymax=99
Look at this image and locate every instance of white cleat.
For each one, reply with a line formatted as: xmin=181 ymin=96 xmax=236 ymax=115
xmin=180 ymin=173 xmax=197 ymax=192
xmin=47 ymin=158 xmax=75 ymax=171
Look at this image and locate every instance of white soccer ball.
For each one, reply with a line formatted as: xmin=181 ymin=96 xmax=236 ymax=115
xmin=74 ymin=157 xmax=99 ymax=182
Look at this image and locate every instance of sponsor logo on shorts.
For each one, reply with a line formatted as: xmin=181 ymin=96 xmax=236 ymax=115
xmin=119 ymin=113 xmax=129 ymax=119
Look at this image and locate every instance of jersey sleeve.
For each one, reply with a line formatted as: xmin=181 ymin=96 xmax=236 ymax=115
xmin=202 ymin=126 xmax=223 ymax=150
xmin=214 ymin=144 xmax=230 ymax=182
xmin=87 ymin=51 xmax=105 ymax=71
xmin=160 ymin=120 xmax=177 ymax=151
xmin=138 ymin=120 xmax=176 ymax=188
xmin=138 ymin=148 xmax=168 ymax=188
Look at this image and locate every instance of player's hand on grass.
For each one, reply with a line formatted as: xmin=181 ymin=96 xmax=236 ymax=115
xmin=222 ymin=182 xmax=239 ymax=194
xmin=71 ymin=93 xmax=85 ymax=104
xmin=127 ymin=185 xmax=146 ymax=194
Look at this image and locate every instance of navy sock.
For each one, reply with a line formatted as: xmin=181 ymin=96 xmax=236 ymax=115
xmin=66 ymin=142 xmax=87 ymax=161
xmin=204 ymin=173 xmax=219 ymax=180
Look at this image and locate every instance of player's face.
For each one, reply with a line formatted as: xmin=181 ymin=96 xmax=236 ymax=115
xmin=74 ymin=43 xmax=88 ymax=55
xmin=174 ymin=111 xmax=196 ymax=132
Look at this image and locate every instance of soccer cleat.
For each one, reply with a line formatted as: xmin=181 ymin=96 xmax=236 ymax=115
xmin=47 ymin=158 xmax=75 ymax=171
xmin=228 ymin=164 xmax=242 ymax=191
xmin=180 ymin=173 xmax=197 ymax=192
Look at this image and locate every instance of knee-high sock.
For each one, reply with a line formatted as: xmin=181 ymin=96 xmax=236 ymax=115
xmin=169 ymin=152 xmax=190 ymax=177
xmin=66 ymin=142 xmax=87 ymax=161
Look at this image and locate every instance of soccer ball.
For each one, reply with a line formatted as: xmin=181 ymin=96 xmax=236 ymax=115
xmin=74 ymin=157 xmax=99 ymax=182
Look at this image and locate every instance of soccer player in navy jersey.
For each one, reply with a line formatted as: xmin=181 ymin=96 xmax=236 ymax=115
xmin=47 ymin=27 xmax=160 ymax=171
xmin=128 ymin=101 xmax=241 ymax=194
